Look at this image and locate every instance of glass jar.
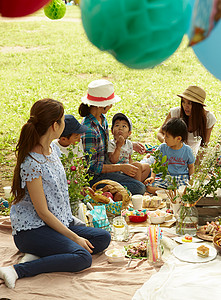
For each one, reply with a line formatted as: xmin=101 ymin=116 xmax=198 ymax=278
xmin=147 ymin=239 xmax=162 ymax=263
xmin=176 ymin=205 xmax=199 ymax=235
xmin=112 ymin=216 xmax=128 ymax=241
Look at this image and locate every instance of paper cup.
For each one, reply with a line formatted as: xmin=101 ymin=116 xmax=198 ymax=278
xmin=3 ymin=186 xmax=11 ymax=199
xmin=132 ymin=194 xmax=143 ymax=210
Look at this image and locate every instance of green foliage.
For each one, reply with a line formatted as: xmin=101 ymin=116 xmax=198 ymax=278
xmin=182 ymin=142 xmax=221 ymax=205
xmin=151 ymin=149 xmax=178 ymax=192
xmin=60 ymin=144 xmax=93 ymax=215
xmin=0 ymin=6 xmax=221 ymax=181
xmin=151 ymin=149 xmax=168 ymax=180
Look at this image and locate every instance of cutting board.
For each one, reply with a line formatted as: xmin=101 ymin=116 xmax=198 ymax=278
xmin=127 ymin=218 xmax=176 ymax=228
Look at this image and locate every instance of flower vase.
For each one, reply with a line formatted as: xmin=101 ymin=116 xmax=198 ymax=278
xmin=176 ymin=205 xmax=199 ymax=235
xmin=171 ymin=198 xmax=182 ymax=218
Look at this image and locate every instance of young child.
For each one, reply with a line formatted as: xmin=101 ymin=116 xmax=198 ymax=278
xmin=108 ymin=113 xmax=150 ymax=182
xmin=53 ymin=114 xmax=88 ymax=158
xmin=145 ymin=117 xmax=195 ymax=194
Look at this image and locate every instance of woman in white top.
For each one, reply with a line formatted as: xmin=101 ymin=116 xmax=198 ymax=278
xmin=157 ymin=85 xmax=216 ymax=156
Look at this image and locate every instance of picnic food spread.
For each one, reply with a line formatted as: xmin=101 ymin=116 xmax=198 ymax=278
xmin=197 ymin=245 xmax=209 ymax=258
xmin=203 ymin=220 xmax=221 ymax=236
xmin=143 ymin=195 xmax=162 ymax=208
xmin=86 ymin=180 xmax=131 ymax=209
xmin=214 ymin=236 xmax=221 ymax=247
xmin=125 ymin=241 xmax=147 ymax=258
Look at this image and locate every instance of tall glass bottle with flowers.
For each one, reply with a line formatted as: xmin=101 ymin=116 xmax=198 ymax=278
xmin=61 ymin=144 xmax=94 ymax=215
xmin=176 ymin=141 xmax=221 ymax=234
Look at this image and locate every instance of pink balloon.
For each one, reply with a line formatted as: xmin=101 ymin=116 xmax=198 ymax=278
xmin=0 ymin=0 xmax=51 ymax=18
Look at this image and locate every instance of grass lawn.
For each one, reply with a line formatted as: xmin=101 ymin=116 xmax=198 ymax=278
xmin=0 ymin=5 xmax=221 ymax=195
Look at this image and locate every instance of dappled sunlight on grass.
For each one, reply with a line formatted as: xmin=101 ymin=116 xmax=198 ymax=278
xmin=0 ymin=5 xmax=221 ymax=189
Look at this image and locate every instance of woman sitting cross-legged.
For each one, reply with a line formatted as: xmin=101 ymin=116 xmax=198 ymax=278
xmin=0 ymin=98 xmax=111 ymax=289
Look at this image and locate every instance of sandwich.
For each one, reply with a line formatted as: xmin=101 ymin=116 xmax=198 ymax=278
xmin=197 ymin=245 xmax=209 ymax=258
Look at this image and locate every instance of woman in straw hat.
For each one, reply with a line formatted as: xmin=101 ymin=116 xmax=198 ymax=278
xmin=157 ymin=85 xmax=216 ymax=156
xmin=79 ymin=79 xmax=147 ymax=195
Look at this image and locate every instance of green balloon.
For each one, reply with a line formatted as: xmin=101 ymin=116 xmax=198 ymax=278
xmin=81 ymin=0 xmax=191 ymax=69
xmin=44 ymin=0 xmax=66 ymax=20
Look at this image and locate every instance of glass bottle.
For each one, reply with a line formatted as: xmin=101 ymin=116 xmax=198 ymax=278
xmin=176 ymin=205 xmax=199 ymax=235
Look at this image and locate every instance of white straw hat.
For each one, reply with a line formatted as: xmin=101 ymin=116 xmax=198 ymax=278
xmin=81 ymin=79 xmax=121 ymax=107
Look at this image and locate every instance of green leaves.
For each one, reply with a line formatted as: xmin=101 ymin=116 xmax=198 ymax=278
xmin=61 ymin=144 xmax=93 ymax=215
xmin=151 ymin=149 xmax=169 ymax=181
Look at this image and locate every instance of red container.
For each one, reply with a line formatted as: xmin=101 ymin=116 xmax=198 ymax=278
xmin=129 ymin=214 xmax=147 ymax=223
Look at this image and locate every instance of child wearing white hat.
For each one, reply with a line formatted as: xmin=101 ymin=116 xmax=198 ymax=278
xmin=79 ymin=79 xmax=147 ymax=195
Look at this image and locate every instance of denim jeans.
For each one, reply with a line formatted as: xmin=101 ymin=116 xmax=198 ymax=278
xmin=13 ymin=223 xmax=111 ymax=279
xmin=90 ymin=172 xmax=146 ymax=195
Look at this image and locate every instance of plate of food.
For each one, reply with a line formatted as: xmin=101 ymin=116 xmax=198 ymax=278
xmin=125 ymin=241 xmax=148 ymax=259
xmin=125 ymin=241 xmax=164 ymax=259
xmin=172 ymin=234 xmax=202 ymax=244
xmin=142 ymin=195 xmax=166 ymax=211
xmin=196 ymin=220 xmax=221 ymax=242
xmin=173 ymin=243 xmax=217 ymax=263
xmin=147 ymin=202 xmax=166 ymax=211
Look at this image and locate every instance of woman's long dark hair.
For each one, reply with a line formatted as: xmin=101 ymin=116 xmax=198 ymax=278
xmin=12 ymin=98 xmax=64 ymax=204
xmin=180 ymin=100 xmax=207 ymax=146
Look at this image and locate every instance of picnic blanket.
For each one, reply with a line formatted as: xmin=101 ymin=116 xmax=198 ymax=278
xmin=0 ymin=216 xmax=172 ymax=300
xmin=133 ymin=253 xmax=221 ymax=300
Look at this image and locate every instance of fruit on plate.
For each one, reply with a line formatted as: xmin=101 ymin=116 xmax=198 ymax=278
xmin=181 ymin=234 xmax=193 ymax=242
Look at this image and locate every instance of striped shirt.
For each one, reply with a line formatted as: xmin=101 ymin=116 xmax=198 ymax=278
xmin=81 ymin=113 xmax=109 ymax=175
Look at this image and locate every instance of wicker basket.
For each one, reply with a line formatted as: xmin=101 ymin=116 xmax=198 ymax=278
xmin=86 ymin=179 xmax=131 ymax=215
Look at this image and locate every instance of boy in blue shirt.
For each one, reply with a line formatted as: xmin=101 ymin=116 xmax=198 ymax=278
xmin=145 ymin=118 xmax=195 ymax=194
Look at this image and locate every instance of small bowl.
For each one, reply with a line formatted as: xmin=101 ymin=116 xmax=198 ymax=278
xmin=149 ymin=211 xmax=166 ymax=224
xmin=156 ymin=189 xmax=168 ymax=200
xmin=213 ymin=232 xmax=221 ymax=254
xmin=105 ymin=248 xmax=125 ymax=263
xmin=149 ymin=215 xmax=165 ymax=224
xmin=129 ymin=214 xmax=147 ymax=223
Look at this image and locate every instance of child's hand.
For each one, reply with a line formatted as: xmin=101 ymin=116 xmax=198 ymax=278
xmin=144 ymin=176 xmax=155 ymax=185
xmin=133 ymin=142 xmax=146 ymax=154
xmin=116 ymin=135 xmax=125 ymax=148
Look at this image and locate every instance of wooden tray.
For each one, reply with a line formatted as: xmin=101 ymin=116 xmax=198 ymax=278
xmin=143 ymin=202 xmax=166 ymax=211
xmin=196 ymin=226 xmax=213 ymax=242
xmin=127 ymin=218 xmax=176 ymax=228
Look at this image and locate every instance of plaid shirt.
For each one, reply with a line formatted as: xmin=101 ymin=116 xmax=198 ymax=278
xmin=81 ymin=113 xmax=109 ymax=175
